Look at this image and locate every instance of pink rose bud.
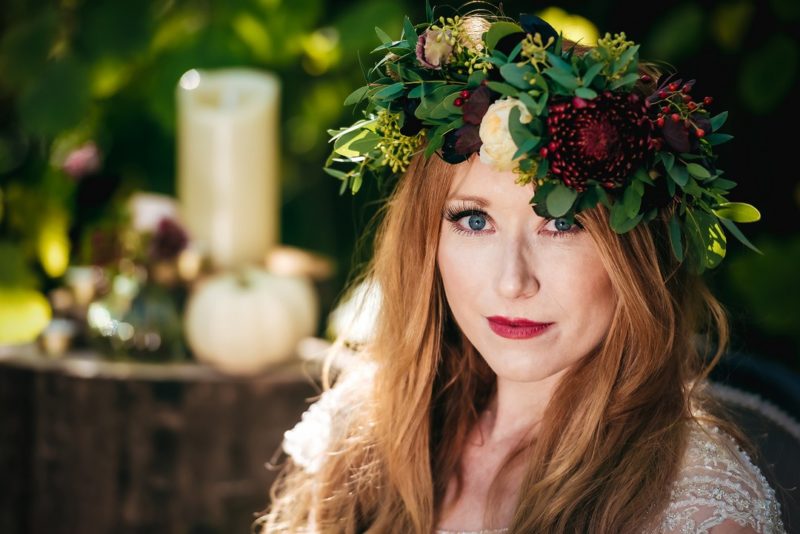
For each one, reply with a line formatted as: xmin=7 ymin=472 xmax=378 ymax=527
xmin=62 ymin=142 xmax=101 ymax=179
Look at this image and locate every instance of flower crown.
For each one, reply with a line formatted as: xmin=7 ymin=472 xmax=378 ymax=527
xmin=324 ymin=5 xmax=761 ymax=272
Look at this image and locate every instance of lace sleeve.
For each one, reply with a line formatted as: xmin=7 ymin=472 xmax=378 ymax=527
xmin=655 ymin=424 xmax=786 ymax=534
xmin=281 ymin=363 xmax=375 ymax=474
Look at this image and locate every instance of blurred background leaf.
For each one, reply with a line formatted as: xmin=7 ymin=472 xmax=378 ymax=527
xmin=739 ymin=33 xmax=798 ymax=114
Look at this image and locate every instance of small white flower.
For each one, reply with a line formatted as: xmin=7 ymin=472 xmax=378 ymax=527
xmin=478 ymin=98 xmax=533 ymax=172
xmin=127 ymin=192 xmax=181 ymax=233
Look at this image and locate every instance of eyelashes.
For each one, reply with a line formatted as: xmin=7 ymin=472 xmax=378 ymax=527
xmin=443 ymin=202 xmax=583 ymax=238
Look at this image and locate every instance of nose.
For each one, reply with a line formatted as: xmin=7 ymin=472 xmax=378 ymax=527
xmin=495 ymin=235 xmax=539 ymax=300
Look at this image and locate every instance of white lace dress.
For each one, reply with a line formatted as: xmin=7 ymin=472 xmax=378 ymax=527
xmin=283 ymin=379 xmax=786 ymax=534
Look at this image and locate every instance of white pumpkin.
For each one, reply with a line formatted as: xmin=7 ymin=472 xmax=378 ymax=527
xmin=184 ymin=267 xmax=318 ymax=375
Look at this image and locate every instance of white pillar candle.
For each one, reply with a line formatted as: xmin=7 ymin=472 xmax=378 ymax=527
xmin=177 ymin=68 xmax=280 ymax=270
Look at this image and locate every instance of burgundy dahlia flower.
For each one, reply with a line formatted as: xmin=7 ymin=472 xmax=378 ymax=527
xmin=545 ymin=92 xmax=653 ymax=191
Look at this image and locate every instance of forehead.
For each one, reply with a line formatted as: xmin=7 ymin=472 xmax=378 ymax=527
xmin=446 ymin=155 xmax=535 ymax=206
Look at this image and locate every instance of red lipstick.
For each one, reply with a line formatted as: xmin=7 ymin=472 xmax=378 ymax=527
xmin=487 ymin=316 xmax=553 ymax=339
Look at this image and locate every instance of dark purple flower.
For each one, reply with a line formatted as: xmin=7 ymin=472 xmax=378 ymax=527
xmin=462 ymin=86 xmax=494 ymax=126
xmin=660 ymin=112 xmax=712 ymax=153
xmin=149 ymin=218 xmax=188 ymax=261
xmin=441 ymin=125 xmax=481 ymax=163
xmin=453 ymin=125 xmax=482 ymax=154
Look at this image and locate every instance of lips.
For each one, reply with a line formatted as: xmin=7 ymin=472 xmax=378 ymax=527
xmin=487 ymin=316 xmax=554 ymax=340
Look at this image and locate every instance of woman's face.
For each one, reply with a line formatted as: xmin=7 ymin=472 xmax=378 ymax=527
xmin=437 ymin=155 xmax=616 ymax=383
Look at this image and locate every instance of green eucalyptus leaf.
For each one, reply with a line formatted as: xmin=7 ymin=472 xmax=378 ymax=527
xmin=581 ymin=62 xmax=605 ymax=87
xmin=668 ymin=215 xmax=684 ymax=262
xmin=635 ymin=167 xmax=655 ymax=185
xmin=408 ymin=83 xmax=427 ymax=98
xmin=507 ymin=40 xmax=524 ymax=62
xmin=686 ymin=162 xmax=711 ymax=179
xmin=610 ymin=204 xmax=643 ymax=233
xmin=428 ymin=92 xmax=461 ymax=119
xmin=467 ymin=70 xmax=487 ymax=88
xmin=615 ymin=45 xmax=640 ymax=69
xmin=536 ymin=158 xmax=550 ymax=179
xmin=546 ymin=184 xmax=578 ymax=217
xmin=351 ymin=173 xmax=363 ymax=194
xmin=370 ymin=41 xmax=409 ymax=54
xmin=666 ymin=176 xmax=676 ymax=197
xmin=373 ymin=82 xmax=405 ymax=100
xmin=512 ymin=137 xmax=540 ymax=160
xmin=323 ymin=167 xmax=349 ymax=180
xmin=333 ymin=128 xmax=369 ymax=155
xmin=344 ymin=86 xmax=370 ymax=106
xmin=486 ymin=81 xmax=518 ymax=97
xmin=683 ymin=177 xmax=703 ymax=197
xmin=711 ymin=178 xmax=737 ymax=190
xmin=517 ymin=92 xmax=542 ymax=115
xmin=718 ymin=217 xmax=762 ymax=254
xmin=708 ymin=220 xmax=727 ymax=268
xmin=403 ymin=17 xmax=417 ymax=47
xmin=485 ymin=22 xmax=523 ymax=51
xmin=500 ymin=63 xmax=534 ymax=89
xmin=667 ymin=164 xmax=689 ymax=186
xmin=710 ymin=111 xmax=728 ymax=132
xmin=543 ymin=67 xmax=579 ymax=90
xmin=623 ymin=184 xmax=643 ymax=218
xmin=545 ymin=51 xmax=574 ymax=73
xmin=508 ymin=106 xmax=535 ymax=147
xmin=713 ymin=202 xmax=761 ymax=223
xmin=403 ymin=68 xmax=423 ymax=82
xmin=574 ymin=87 xmax=598 ymax=99
xmin=660 ymin=152 xmax=675 ymax=172
xmin=375 ymin=26 xmax=393 ymax=45
xmin=609 ymin=72 xmax=641 ymax=90
xmin=348 ymin=131 xmax=382 ymax=153
xmin=706 ymin=133 xmax=734 ymax=145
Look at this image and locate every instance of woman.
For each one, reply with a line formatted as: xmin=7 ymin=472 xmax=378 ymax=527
xmin=258 ymin=8 xmax=786 ymax=534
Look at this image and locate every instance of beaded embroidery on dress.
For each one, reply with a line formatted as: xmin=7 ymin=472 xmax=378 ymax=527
xmin=283 ymin=379 xmax=786 ymax=534
xmin=651 ymin=420 xmax=786 ymax=534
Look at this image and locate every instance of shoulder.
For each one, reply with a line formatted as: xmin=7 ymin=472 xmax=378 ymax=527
xmin=653 ymin=419 xmax=786 ymax=534
xmin=282 ymin=362 xmax=376 ymax=474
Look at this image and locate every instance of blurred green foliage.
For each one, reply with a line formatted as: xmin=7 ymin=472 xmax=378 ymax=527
xmin=0 ymin=0 xmax=797 ymax=369
xmin=0 ymin=0 xmax=410 ymax=293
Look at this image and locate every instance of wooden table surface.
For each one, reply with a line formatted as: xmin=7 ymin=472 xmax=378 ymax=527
xmin=0 ymin=344 xmax=322 ymax=534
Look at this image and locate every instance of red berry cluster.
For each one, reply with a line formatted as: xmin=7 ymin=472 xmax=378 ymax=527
xmin=648 ymin=78 xmax=713 ymax=140
xmin=454 ymin=89 xmax=471 ymax=107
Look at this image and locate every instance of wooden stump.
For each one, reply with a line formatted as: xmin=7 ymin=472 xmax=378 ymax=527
xmin=0 ymin=346 xmax=320 ymax=534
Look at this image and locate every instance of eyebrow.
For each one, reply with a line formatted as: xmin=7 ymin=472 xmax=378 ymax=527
xmin=444 ymin=195 xmax=490 ymax=207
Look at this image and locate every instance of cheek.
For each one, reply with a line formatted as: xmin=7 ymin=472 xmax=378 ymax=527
xmin=550 ymin=252 xmax=616 ymax=332
xmin=437 ymin=230 xmax=488 ymax=316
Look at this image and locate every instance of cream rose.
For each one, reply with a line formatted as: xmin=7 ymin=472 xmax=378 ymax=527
xmin=478 ymin=98 xmax=533 ymax=172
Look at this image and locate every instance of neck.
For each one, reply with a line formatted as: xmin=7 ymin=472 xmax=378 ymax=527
xmin=479 ymin=367 xmax=569 ymax=445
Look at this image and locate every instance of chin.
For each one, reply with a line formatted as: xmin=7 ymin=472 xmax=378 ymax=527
xmin=478 ymin=346 xmax=570 ymax=384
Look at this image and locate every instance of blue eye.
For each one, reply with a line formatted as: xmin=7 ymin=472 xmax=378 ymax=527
xmin=554 ymin=218 xmax=573 ymax=231
xmin=444 ymin=206 xmax=491 ymax=235
xmin=467 ymin=213 xmax=486 ymax=231
xmin=545 ymin=217 xmax=583 ymax=238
